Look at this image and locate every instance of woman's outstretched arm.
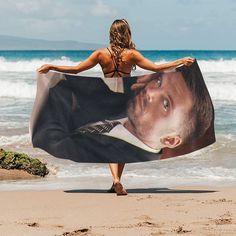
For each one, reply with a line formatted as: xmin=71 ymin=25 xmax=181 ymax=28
xmin=130 ymin=50 xmax=195 ymax=91
xmin=132 ymin=50 xmax=194 ymax=72
xmin=37 ymin=50 xmax=100 ymax=74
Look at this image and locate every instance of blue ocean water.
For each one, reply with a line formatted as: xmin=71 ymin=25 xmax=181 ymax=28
xmin=0 ymin=50 xmax=236 ymax=191
xmin=1 ymin=49 xmax=236 ymax=61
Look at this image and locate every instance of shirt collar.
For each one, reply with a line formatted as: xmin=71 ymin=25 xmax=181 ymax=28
xmin=103 ymin=118 xmax=161 ymax=153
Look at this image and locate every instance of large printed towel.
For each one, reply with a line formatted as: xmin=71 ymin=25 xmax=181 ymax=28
xmin=30 ymin=60 xmax=215 ymax=163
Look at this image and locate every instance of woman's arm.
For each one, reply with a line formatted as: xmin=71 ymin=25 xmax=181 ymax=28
xmin=130 ymin=50 xmax=195 ymax=91
xmin=37 ymin=50 xmax=100 ymax=74
xmin=132 ymin=50 xmax=194 ymax=72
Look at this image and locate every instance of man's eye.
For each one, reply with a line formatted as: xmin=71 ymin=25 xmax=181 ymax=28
xmin=163 ymin=99 xmax=169 ymax=111
xmin=156 ymin=78 xmax=162 ymax=87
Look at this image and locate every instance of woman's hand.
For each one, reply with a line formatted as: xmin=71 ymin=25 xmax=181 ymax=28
xmin=37 ymin=64 xmax=52 ymax=73
xmin=180 ymin=57 xmax=195 ymax=66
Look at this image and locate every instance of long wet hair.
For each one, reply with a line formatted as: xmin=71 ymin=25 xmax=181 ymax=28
xmin=109 ymin=19 xmax=136 ymax=67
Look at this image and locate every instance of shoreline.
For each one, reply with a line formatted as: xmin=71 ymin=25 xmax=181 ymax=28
xmin=0 ymin=186 xmax=236 ymax=235
xmin=1 ymin=167 xmax=236 ymax=192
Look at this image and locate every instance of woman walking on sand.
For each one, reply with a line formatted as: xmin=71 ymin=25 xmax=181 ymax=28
xmin=38 ymin=19 xmax=194 ymax=196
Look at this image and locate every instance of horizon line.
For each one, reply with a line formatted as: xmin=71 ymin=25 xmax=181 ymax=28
xmin=0 ymin=49 xmax=236 ymax=51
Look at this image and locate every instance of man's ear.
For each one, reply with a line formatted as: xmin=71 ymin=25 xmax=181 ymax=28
xmin=160 ymin=135 xmax=182 ymax=148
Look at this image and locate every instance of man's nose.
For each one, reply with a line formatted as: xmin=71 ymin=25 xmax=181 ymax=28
xmin=145 ymin=86 xmax=159 ymax=103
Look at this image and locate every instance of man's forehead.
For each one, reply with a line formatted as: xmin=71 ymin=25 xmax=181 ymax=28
xmin=150 ymin=71 xmax=184 ymax=83
xmin=162 ymin=71 xmax=183 ymax=81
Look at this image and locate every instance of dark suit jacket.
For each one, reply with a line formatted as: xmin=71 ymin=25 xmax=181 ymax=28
xmin=32 ymin=73 xmax=161 ymax=163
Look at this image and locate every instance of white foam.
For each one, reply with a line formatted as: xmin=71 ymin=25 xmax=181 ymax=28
xmin=0 ymin=134 xmax=30 ymax=145
xmin=0 ymin=57 xmax=99 ymax=72
xmin=0 ymin=57 xmax=236 ymax=73
xmin=1 ymin=80 xmax=235 ymax=101
xmin=124 ymin=168 xmax=236 ymax=182
xmin=156 ymin=59 xmax=236 ymax=73
xmin=0 ymin=80 xmax=36 ymax=98
xmin=0 ymin=134 xmax=235 ymax=190
xmin=208 ymin=83 xmax=236 ymax=101
xmin=50 ymin=161 xmax=236 ymax=187
xmin=50 ymin=164 xmax=236 ymax=185
xmin=198 ymin=59 xmax=236 ymax=73
xmin=0 ymin=57 xmax=236 ymax=101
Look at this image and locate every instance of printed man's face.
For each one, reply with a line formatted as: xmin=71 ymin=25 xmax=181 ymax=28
xmin=127 ymin=72 xmax=193 ymax=148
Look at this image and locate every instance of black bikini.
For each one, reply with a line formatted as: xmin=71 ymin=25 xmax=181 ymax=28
xmin=103 ymin=48 xmax=130 ymax=77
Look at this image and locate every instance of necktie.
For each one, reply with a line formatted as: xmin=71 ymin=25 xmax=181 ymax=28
xmin=78 ymin=120 xmax=121 ymax=134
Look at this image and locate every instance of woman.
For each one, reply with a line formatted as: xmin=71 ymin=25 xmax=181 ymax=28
xmin=38 ymin=19 xmax=194 ymax=196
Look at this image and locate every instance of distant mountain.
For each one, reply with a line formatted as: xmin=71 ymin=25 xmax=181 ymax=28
xmin=0 ymin=35 xmax=105 ymax=50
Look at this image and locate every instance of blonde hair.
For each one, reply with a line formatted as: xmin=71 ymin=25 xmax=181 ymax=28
xmin=109 ymin=19 xmax=136 ymax=67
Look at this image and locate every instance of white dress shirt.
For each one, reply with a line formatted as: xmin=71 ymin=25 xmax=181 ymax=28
xmin=101 ymin=118 xmax=161 ymax=153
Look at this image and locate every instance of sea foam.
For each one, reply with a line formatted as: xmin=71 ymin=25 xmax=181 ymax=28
xmin=0 ymin=57 xmax=235 ymax=101
xmin=0 ymin=80 xmax=36 ymax=98
xmin=0 ymin=56 xmax=236 ymax=73
xmin=1 ymin=78 xmax=235 ymax=102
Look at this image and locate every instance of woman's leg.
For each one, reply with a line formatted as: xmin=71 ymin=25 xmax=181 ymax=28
xmin=108 ymin=163 xmax=127 ymax=195
xmin=118 ymin=163 xmax=125 ymax=180
xmin=109 ymin=163 xmax=125 ymax=183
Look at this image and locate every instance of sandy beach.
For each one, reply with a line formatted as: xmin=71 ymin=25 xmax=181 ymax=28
xmin=0 ymin=184 xmax=236 ymax=236
xmin=0 ymin=169 xmax=39 ymax=181
xmin=1 ymin=49 xmax=236 ymax=236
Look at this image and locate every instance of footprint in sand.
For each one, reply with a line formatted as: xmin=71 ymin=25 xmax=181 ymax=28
xmin=214 ymin=212 xmax=233 ymax=225
xmin=62 ymin=228 xmax=89 ymax=236
xmin=101 ymin=220 xmax=160 ymax=230
xmin=214 ymin=218 xmax=233 ymax=225
xmin=208 ymin=211 xmax=233 ymax=225
xmin=202 ymin=198 xmax=233 ymax=204
xmin=136 ymin=221 xmax=160 ymax=227
xmin=173 ymin=226 xmax=192 ymax=234
xmin=135 ymin=215 xmax=163 ymax=228
xmin=26 ymin=222 xmax=39 ymax=227
xmin=61 ymin=228 xmax=102 ymax=236
xmin=23 ymin=221 xmax=64 ymax=230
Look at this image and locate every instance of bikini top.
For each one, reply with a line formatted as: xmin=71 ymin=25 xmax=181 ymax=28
xmin=103 ymin=48 xmax=130 ymax=77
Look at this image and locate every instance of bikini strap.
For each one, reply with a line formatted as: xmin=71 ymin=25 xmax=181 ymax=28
xmin=105 ymin=48 xmax=130 ymax=77
xmin=107 ymin=48 xmax=119 ymax=70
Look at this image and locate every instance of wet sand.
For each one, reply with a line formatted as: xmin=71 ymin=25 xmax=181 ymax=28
xmin=0 ymin=168 xmax=38 ymax=181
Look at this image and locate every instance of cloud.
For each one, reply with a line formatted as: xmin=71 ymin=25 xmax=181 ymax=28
xmin=0 ymin=0 xmax=235 ymax=49
xmin=90 ymin=0 xmax=118 ymax=17
xmin=179 ymin=26 xmax=189 ymax=32
xmin=0 ymin=0 xmax=86 ymax=41
xmin=13 ymin=1 xmax=43 ymax=13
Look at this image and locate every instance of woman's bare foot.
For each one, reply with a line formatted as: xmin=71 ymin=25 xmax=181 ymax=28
xmin=114 ymin=182 xmax=128 ymax=196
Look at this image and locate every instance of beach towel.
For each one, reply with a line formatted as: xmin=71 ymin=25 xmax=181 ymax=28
xmin=30 ymin=60 xmax=215 ymax=163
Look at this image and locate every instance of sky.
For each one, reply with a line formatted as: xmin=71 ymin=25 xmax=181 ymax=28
xmin=0 ymin=0 xmax=235 ymax=49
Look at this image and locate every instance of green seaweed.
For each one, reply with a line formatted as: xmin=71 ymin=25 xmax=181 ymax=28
xmin=0 ymin=148 xmax=49 ymax=177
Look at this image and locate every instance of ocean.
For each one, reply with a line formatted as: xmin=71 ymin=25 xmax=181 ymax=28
xmin=0 ymin=50 xmax=236 ymax=191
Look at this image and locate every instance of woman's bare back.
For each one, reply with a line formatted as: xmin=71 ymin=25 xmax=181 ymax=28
xmin=98 ymin=48 xmax=135 ymax=77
